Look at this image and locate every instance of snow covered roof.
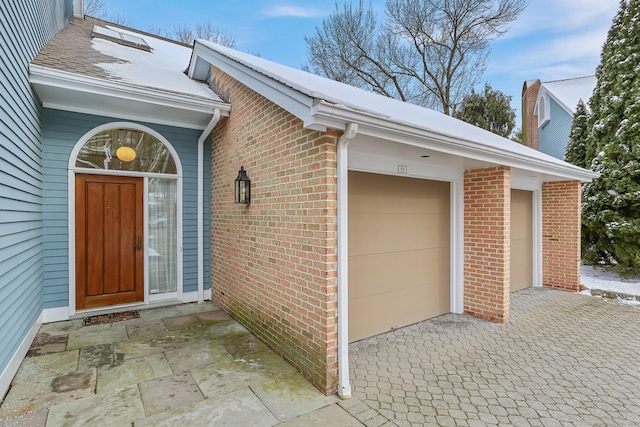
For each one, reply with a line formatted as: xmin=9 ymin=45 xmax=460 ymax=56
xmin=89 ymin=25 xmax=218 ymax=101
xmin=541 ymin=76 xmax=596 ymax=114
xmin=191 ymin=41 xmax=597 ymax=181
xmin=30 ymin=17 xmax=230 ymax=129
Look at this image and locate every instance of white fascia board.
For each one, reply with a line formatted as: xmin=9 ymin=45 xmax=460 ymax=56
xmin=29 ymin=65 xmax=231 ymax=117
xmin=312 ymin=102 xmax=598 ymax=182
xmin=186 ymin=43 xmax=595 ymax=182
xmin=43 ymin=101 xmax=210 ymax=130
xmin=189 ymin=43 xmax=316 ymax=125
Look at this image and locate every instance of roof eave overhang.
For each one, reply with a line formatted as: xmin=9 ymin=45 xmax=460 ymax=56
xmin=311 ymin=102 xmax=598 ymax=182
xmin=189 ymin=43 xmax=321 ymax=129
xmin=29 ymin=64 xmax=231 ymax=130
xmin=188 ymin=43 xmax=596 ymax=182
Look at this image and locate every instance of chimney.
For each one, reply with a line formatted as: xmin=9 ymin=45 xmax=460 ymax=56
xmin=521 ymin=80 xmax=540 ymax=150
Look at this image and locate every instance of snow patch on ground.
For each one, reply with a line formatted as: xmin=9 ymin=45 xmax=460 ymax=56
xmin=618 ymin=299 xmax=640 ymax=306
xmin=581 ymin=264 xmax=640 ymax=296
xmin=581 ymin=264 xmax=640 ymax=307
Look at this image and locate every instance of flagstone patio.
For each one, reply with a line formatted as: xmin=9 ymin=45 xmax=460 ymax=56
xmin=0 ymin=302 xmax=361 ymax=427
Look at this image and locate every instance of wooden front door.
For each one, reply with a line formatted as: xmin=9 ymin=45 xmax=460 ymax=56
xmin=75 ymin=174 xmax=144 ymax=309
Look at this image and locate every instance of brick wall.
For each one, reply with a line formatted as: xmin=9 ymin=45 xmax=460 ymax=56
xmin=208 ymin=66 xmax=339 ymax=394
xmin=542 ymin=181 xmax=581 ymax=291
xmin=464 ymin=167 xmax=511 ymax=323
xmin=522 ymin=80 xmax=540 ymax=150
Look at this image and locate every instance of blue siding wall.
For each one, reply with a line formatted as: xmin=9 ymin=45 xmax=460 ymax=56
xmin=42 ymin=109 xmax=208 ymax=307
xmin=0 ymin=1 xmax=69 ymax=377
xmin=538 ymin=97 xmax=573 ymax=160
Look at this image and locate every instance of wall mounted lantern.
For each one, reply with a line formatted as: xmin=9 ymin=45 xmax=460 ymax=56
xmin=235 ymin=166 xmax=251 ymax=204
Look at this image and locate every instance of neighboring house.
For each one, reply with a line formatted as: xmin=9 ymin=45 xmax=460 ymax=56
xmin=522 ymin=76 xmax=597 ymax=159
xmin=1 ymin=1 xmax=597 ymax=400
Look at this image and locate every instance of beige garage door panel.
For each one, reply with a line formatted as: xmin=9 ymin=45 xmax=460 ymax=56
xmin=349 ymin=247 xmax=450 ymax=300
xmin=349 ymin=280 xmax=450 ymax=342
xmin=511 ymin=214 xmax=530 ymax=240
xmin=511 ymin=238 xmax=533 ymax=260
xmin=511 ymin=261 xmax=533 ymax=290
xmin=511 ymin=191 xmax=531 ymax=215
xmin=349 ymin=171 xmax=450 ymax=342
xmin=349 ymin=172 xmax=450 ymax=215
xmin=510 ymin=190 xmax=533 ymax=292
xmin=349 ymin=213 xmax=450 ymax=256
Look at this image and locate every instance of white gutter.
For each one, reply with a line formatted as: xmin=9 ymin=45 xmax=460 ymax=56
xmin=311 ymin=102 xmax=598 ymax=182
xmin=337 ymin=122 xmax=358 ymax=400
xmin=29 ymin=65 xmax=229 ymax=113
xmin=188 ymin=42 xmax=594 ymax=182
xmin=197 ymin=109 xmax=221 ymax=303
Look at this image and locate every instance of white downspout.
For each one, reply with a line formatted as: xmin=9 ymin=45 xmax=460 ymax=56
xmin=337 ymin=122 xmax=358 ymax=399
xmin=197 ymin=109 xmax=221 ymax=303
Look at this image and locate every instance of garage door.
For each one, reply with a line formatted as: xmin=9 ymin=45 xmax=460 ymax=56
xmin=348 ymin=171 xmax=450 ymax=342
xmin=510 ymin=190 xmax=533 ymax=292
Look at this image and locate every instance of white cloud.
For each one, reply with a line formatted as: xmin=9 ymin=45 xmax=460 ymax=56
xmin=261 ymin=5 xmax=326 ymax=18
xmin=489 ymin=0 xmax=620 ymax=83
xmin=505 ymin=0 xmax=619 ymax=38
xmin=541 ymin=32 xmax=606 ymax=63
xmin=490 ymin=26 xmax=608 ymax=81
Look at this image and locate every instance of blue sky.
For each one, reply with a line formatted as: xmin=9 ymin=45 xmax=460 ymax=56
xmin=104 ymin=0 xmax=620 ymax=126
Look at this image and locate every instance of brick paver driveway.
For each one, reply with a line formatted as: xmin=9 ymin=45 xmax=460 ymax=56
xmin=343 ymin=288 xmax=640 ymax=426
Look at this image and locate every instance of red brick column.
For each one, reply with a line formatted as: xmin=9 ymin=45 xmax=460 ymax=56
xmin=464 ymin=167 xmax=511 ymax=323
xmin=542 ymin=181 xmax=581 ymax=291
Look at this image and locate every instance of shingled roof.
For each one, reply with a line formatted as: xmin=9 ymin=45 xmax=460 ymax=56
xmin=29 ymin=16 xmax=229 ymax=129
xmin=31 ymin=16 xmax=221 ymax=102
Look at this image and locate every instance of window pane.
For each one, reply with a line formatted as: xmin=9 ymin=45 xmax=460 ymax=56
xmin=148 ymin=178 xmax=178 ymax=294
xmin=76 ymin=128 xmax=177 ymax=174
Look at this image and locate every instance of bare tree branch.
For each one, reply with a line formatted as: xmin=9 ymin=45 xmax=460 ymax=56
xmin=194 ymin=22 xmax=237 ymax=48
xmin=84 ymin=1 xmax=130 ymax=27
xmin=84 ymin=2 xmax=237 ymax=49
xmin=148 ymin=25 xmax=172 ymax=39
xmin=306 ymin=0 xmax=527 ymax=115
xmin=305 ymin=1 xmax=410 ymax=101
xmin=173 ymin=22 xmax=237 ymax=47
xmin=108 ymin=13 xmax=131 ymax=27
xmin=173 ymin=24 xmax=195 ymax=44
xmin=84 ymin=0 xmax=106 ymax=18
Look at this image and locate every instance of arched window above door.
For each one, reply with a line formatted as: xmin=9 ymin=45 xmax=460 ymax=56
xmin=75 ymin=127 xmax=177 ymax=174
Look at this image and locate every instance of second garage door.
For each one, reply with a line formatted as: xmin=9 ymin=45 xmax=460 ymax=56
xmin=510 ymin=189 xmax=533 ymax=292
xmin=348 ymin=171 xmax=450 ymax=342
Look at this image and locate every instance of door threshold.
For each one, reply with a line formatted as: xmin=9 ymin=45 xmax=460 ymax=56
xmin=71 ymin=299 xmax=181 ymax=320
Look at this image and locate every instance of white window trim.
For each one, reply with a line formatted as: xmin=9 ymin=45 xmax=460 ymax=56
xmin=67 ymin=122 xmax=184 ymax=317
xmin=537 ymin=94 xmax=550 ymax=128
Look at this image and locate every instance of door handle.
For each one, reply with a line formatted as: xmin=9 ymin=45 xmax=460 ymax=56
xmin=134 ymin=236 xmax=142 ymax=250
